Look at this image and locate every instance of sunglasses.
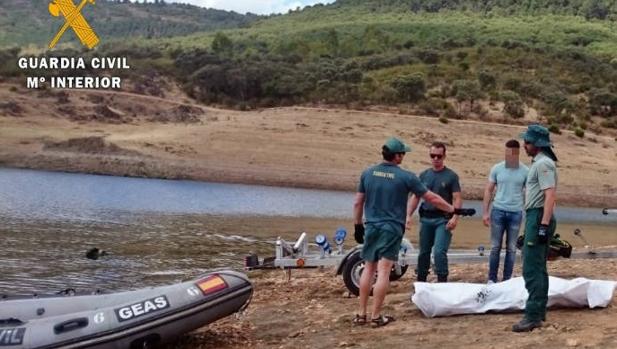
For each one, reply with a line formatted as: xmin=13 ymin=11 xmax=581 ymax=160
xmin=430 ymin=153 xmax=444 ymax=159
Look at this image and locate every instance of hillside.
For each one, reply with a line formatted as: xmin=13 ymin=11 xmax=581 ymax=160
xmin=139 ymin=0 xmax=617 ymax=135
xmin=0 ymin=0 xmax=259 ymax=48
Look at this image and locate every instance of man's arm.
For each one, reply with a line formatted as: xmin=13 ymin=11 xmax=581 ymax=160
xmin=447 ymin=191 xmax=462 ymax=231
xmin=421 ymin=191 xmax=454 ymax=213
xmin=452 ymin=191 xmax=462 ymax=212
xmin=482 ymin=181 xmax=496 ymax=227
xmin=406 ymin=194 xmax=421 ymax=231
xmin=353 ymin=192 xmax=365 ymax=225
xmin=541 ymin=188 xmax=556 ymax=225
xmin=407 ymin=194 xmax=420 ymax=218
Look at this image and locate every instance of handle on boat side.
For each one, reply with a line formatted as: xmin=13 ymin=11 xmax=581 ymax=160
xmin=54 ymin=317 xmax=89 ymax=334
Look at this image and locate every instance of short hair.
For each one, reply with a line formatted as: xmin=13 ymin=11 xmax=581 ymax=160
xmin=505 ymin=139 xmax=520 ymax=148
xmin=382 ymin=146 xmax=404 ymax=161
xmin=382 ymin=146 xmax=395 ymax=161
xmin=430 ymin=141 xmax=447 ymax=154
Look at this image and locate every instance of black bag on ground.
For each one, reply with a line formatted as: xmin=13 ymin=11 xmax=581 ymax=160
xmin=515 ymin=233 xmax=572 ymax=259
xmin=548 ymin=234 xmax=572 ymax=259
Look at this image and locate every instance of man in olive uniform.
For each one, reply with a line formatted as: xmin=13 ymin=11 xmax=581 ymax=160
xmin=353 ymin=137 xmax=463 ymax=327
xmin=512 ymin=124 xmax=558 ymax=332
xmin=407 ymin=141 xmax=462 ymax=283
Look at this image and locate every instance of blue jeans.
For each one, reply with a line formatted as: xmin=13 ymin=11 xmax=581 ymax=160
xmin=488 ymin=208 xmax=522 ymax=282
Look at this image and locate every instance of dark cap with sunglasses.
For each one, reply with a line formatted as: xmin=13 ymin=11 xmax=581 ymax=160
xmin=384 ymin=137 xmax=411 ymax=153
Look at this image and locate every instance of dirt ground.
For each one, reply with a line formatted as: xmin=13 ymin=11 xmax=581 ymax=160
xmin=1 ymin=82 xmax=616 ymax=207
xmin=167 ymin=259 xmax=617 ymax=349
xmin=158 ymin=215 xmax=617 ymax=349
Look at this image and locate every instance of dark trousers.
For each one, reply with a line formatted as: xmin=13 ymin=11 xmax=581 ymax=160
xmin=522 ymin=207 xmax=556 ymax=322
xmin=417 ymin=217 xmax=451 ymax=279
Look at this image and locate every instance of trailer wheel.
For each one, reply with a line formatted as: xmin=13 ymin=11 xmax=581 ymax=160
xmin=389 ymin=264 xmax=409 ymax=282
xmin=342 ymin=251 xmax=409 ymax=296
xmin=342 ymin=250 xmax=367 ymax=297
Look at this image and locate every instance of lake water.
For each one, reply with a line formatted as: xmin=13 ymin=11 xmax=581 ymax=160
xmin=0 ymin=168 xmax=614 ymax=294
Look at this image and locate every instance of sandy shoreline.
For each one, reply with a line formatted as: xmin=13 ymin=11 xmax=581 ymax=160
xmin=166 ymin=260 xmax=617 ymax=349
xmin=1 ymin=85 xmax=616 ymax=208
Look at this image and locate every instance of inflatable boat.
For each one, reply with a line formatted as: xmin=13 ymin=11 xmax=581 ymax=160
xmin=0 ymin=270 xmax=252 ymax=348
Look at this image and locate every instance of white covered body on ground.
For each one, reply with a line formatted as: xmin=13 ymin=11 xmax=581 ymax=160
xmin=411 ymin=276 xmax=617 ymax=318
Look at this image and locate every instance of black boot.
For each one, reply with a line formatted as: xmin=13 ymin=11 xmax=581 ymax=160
xmin=417 ymin=274 xmax=427 ymax=282
xmin=512 ymin=318 xmax=542 ymax=332
xmin=437 ymin=275 xmax=447 ymax=283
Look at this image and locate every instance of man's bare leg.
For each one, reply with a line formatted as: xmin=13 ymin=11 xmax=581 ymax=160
xmin=358 ymin=261 xmax=377 ymax=317
xmin=371 ymin=258 xmax=394 ymax=318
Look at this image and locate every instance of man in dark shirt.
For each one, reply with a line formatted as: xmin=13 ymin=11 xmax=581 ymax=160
xmin=354 ymin=137 xmax=459 ymax=327
xmin=407 ymin=141 xmax=462 ymax=283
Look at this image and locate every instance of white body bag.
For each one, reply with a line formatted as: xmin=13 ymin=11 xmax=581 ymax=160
xmin=411 ymin=276 xmax=616 ymax=318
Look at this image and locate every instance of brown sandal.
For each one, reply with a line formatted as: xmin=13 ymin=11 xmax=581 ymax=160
xmin=352 ymin=314 xmax=367 ymax=325
xmin=371 ymin=315 xmax=395 ymax=327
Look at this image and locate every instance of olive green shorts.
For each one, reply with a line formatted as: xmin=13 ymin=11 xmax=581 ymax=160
xmin=361 ymin=224 xmax=402 ymax=262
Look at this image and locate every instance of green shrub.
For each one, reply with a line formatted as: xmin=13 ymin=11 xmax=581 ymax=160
xmin=391 ymin=73 xmax=426 ymax=102
xmin=477 ymin=70 xmax=496 ymax=91
xmin=439 ymin=116 xmax=449 ymax=124
xmin=574 ymin=127 xmax=585 ymax=138
xmin=416 ymin=49 xmax=440 ymax=64
xmin=419 ymin=98 xmax=449 ymax=117
xmin=503 ymin=77 xmax=523 ymax=93
xmin=548 ymin=124 xmax=561 ymax=134
xmin=588 ymin=88 xmax=617 ymax=117
xmin=579 ymin=121 xmax=587 ymax=130
xmin=501 ymin=91 xmax=525 ymax=119
xmin=443 ymin=104 xmax=458 ymax=118
xmin=542 ymin=90 xmax=572 ymax=114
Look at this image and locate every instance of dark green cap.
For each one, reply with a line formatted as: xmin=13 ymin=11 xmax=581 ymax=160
xmin=384 ymin=137 xmax=411 ymax=153
xmin=520 ymin=124 xmax=558 ymax=161
xmin=519 ymin=124 xmax=552 ymax=147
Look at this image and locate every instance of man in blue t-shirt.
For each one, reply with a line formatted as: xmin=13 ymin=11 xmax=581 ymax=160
xmin=353 ymin=137 xmax=460 ymax=327
xmin=482 ymin=139 xmax=529 ymax=283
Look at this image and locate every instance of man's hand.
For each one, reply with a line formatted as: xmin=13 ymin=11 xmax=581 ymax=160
xmin=537 ymin=224 xmax=549 ymax=244
xmin=354 ymin=223 xmax=365 ymax=244
xmin=446 ymin=216 xmax=458 ymax=231
xmin=482 ymin=213 xmax=490 ymax=227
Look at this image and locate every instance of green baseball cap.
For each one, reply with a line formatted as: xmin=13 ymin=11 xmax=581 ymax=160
xmin=384 ymin=137 xmax=411 ymax=153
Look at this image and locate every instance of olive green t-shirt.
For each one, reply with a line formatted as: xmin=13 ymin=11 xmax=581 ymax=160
xmin=525 ymin=152 xmax=558 ymax=210
xmin=358 ymin=163 xmax=428 ymax=233
xmin=418 ymin=167 xmax=461 ymax=211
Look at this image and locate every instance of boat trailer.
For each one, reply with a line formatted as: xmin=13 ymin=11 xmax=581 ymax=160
xmin=246 ymin=210 xmax=617 ymax=296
